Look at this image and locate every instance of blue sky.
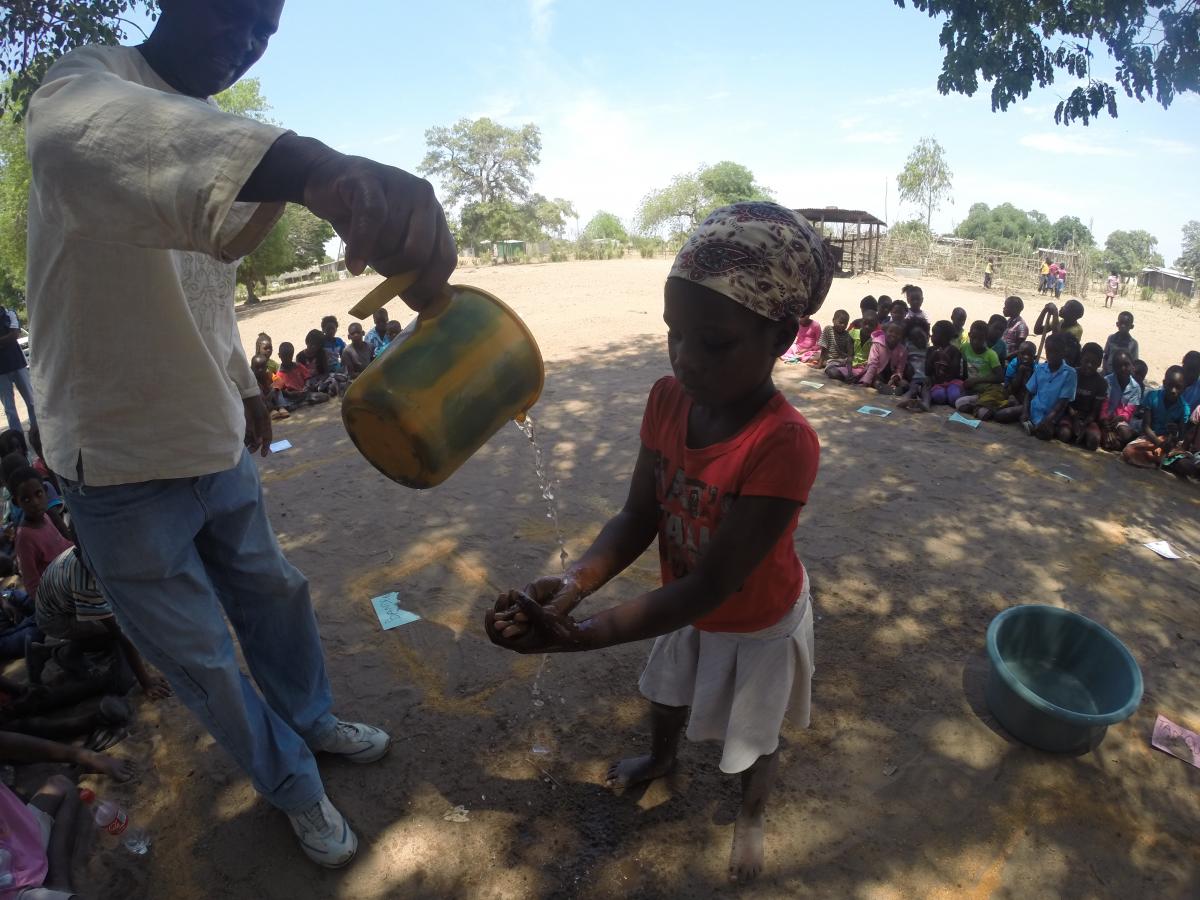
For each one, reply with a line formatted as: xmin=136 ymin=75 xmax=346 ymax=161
xmin=131 ymin=0 xmax=1199 ymax=261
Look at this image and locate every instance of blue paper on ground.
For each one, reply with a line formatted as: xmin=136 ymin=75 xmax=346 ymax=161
xmin=948 ymin=412 xmax=982 ymax=429
xmin=269 ymin=439 xmax=292 ymax=453
xmin=371 ymin=593 xmax=421 ymax=630
xmin=856 ymin=406 xmax=892 ymax=418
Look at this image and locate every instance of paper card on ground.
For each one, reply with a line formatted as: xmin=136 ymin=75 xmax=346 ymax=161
xmin=1144 ymin=540 xmax=1183 ymax=560
xmin=1151 ymin=715 xmax=1200 ymax=769
xmin=1052 ymin=470 xmax=1074 ymax=481
xmin=371 ymin=592 xmax=421 ymax=630
xmin=269 ymin=440 xmax=292 ymax=453
xmin=948 ymin=412 xmax=982 ymax=429
xmin=800 ymin=380 xmax=825 ymax=390
xmin=856 ymin=406 xmax=892 ymax=418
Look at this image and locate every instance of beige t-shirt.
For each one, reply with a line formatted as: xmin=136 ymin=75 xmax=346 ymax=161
xmin=25 ymin=45 xmax=287 ymax=486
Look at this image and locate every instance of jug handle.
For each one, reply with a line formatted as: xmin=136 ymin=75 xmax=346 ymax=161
xmin=348 ymin=271 xmax=424 ymax=320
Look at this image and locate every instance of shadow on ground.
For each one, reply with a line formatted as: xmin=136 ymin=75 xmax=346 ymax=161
xmin=84 ymin=333 xmax=1200 ymax=899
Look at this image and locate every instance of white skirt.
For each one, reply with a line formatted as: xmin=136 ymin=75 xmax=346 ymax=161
xmin=637 ymin=576 xmax=815 ymax=774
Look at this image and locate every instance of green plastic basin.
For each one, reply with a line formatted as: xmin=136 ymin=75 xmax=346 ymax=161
xmin=985 ymin=605 xmax=1143 ymax=754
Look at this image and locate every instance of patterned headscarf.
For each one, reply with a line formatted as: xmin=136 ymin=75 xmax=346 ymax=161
xmin=669 ymin=202 xmax=834 ymax=321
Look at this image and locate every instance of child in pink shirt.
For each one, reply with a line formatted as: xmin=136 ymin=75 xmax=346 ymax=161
xmin=10 ymin=467 xmax=73 ymax=599
xmin=781 ymin=314 xmax=822 ymax=364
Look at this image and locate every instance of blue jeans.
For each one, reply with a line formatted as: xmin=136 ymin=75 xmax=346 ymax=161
xmin=0 ymin=366 xmax=36 ymax=433
xmin=61 ymin=451 xmax=335 ymax=813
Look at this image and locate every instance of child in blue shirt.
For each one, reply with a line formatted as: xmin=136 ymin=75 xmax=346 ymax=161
xmin=1122 ymin=366 xmax=1194 ymax=477
xmin=1021 ymin=333 xmax=1077 ymax=439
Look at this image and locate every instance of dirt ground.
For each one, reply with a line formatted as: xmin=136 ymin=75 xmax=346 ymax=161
xmin=37 ymin=259 xmax=1200 ymax=898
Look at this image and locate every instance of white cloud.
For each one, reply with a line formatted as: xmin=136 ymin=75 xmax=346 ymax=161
xmin=1018 ymin=133 xmax=1132 ymax=157
xmin=1138 ymin=137 xmax=1195 ymax=156
xmin=529 ymin=0 xmax=556 ymax=42
xmin=837 ymin=114 xmax=866 ymax=130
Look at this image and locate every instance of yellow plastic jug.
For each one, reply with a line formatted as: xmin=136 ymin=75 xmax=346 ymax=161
xmin=341 ymin=273 xmax=544 ymax=489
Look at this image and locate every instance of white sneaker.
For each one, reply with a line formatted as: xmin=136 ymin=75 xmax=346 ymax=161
xmin=314 ymin=720 xmax=391 ymax=764
xmin=288 ymin=794 xmax=357 ymax=868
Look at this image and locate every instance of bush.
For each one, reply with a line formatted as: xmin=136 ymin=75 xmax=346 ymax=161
xmin=1140 ymin=285 xmax=1155 ymax=303
xmin=1164 ymin=290 xmax=1189 ymax=309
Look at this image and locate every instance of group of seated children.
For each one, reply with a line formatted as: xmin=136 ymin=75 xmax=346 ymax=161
xmin=249 ymin=307 xmax=403 ymax=420
xmin=0 ymin=425 xmax=174 ymax=895
xmin=787 ymin=286 xmax=1200 ymax=481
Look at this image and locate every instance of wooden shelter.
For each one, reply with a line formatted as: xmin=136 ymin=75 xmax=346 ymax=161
xmin=795 ymin=207 xmax=886 ymax=275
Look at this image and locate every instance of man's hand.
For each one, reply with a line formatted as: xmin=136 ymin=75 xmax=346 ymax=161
xmin=243 ymin=396 xmax=272 ymax=457
xmin=303 ymin=156 xmax=456 ymax=311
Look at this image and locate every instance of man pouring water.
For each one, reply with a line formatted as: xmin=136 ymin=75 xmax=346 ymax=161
xmin=24 ymin=0 xmax=456 ymax=867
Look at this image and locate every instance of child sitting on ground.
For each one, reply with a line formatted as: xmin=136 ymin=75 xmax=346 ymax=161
xmin=954 ymin=321 xmax=1005 ymax=419
xmin=1001 ymin=295 xmax=1029 ymax=360
xmin=986 ymin=314 xmax=1009 ymax=362
xmin=809 ymin=310 xmax=852 ymax=370
xmin=255 ymin=332 xmax=278 ymax=375
xmin=1101 ymin=311 xmax=1139 ymax=375
xmin=849 ymin=296 xmax=877 ymax=330
xmin=1020 ymin=333 xmax=1077 ymax=440
xmin=877 ymin=295 xmax=894 ymax=325
xmin=925 ymin=320 xmax=965 ymax=407
xmin=896 ymin=323 xmax=930 ymax=410
xmin=903 ymin=285 xmax=929 ymax=323
xmin=11 ymin=468 xmax=73 ymax=600
xmin=992 ymin=342 xmax=1038 ymax=425
xmin=1099 ymin=350 xmax=1143 ymax=451
xmin=1182 ymin=351 xmax=1200 ymax=454
xmin=341 ymin=322 xmax=376 ymax=380
xmin=1057 ymin=342 xmax=1107 ymax=450
xmin=1122 ymin=366 xmax=1194 ymax=476
xmin=781 ymin=313 xmax=822 ymax=365
xmin=950 ymin=307 xmax=967 ymax=342
xmin=272 ymin=342 xmax=328 ymax=407
xmin=299 ymin=329 xmax=348 ymax=398
xmin=385 ymin=320 xmax=404 ymax=344
xmin=1035 ymin=299 xmax=1084 ymax=364
xmin=321 ymin=315 xmax=346 ymax=372
xmin=863 ymin=322 xmax=909 ymax=393
xmin=486 ymin=203 xmax=827 ymax=884
xmin=251 ymin=354 xmax=291 ymax=420
xmin=826 ymin=311 xmax=879 ymax=383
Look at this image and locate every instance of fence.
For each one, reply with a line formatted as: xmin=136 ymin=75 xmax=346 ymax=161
xmin=876 ymin=236 xmax=1098 ymax=300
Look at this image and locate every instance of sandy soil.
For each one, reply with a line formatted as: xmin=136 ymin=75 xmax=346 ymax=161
xmin=43 ymin=259 xmax=1200 ymax=898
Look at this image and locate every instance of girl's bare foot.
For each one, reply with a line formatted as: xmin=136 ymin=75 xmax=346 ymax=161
xmin=85 ymin=751 xmax=137 ymax=782
xmin=604 ymin=754 xmax=674 ymax=790
xmin=729 ymin=811 xmax=766 ymax=882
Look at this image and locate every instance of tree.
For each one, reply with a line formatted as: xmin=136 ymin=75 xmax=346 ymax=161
xmin=896 ymin=138 xmax=952 ymax=231
xmin=894 ymin=1 xmax=1200 ymax=126
xmin=1 ymin=2 xmax=160 ymax=118
xmin=636 ymin=161 xmax=772 ymax=237
xmin=419 ymin=118 xmax=542 ymax=210
xmin=887 ymin=219 xmax=934 ymax=244
xmin=0 ymin=107 xmax=30 ymax=307
xmin=531 ymin=196 xmax=577 ymax=239
xmin=582 ymin=212 xmax=628 ymax=243
xmin=1050 ymin=215 xmax=1095 ymax=249
xmin=954 ymin=202 xmax=1054 ymax=254
xmin=1175 ymin=220 xmax=1200 ymax=279
xmin=214 ymin=79 xmax=274 ymax=123
xmin=1103 ymin=229 xmax=1165 ymax=276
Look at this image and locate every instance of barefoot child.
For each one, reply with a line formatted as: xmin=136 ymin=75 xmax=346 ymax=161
xmin=927 ymin=320 xmax=965 ymax=407
xmin=897 ymin=325 xmax=930 ymax=411
xmin=781 ymin=313 xmax=822 ymax=365
xmin=255 ymin=332 xmax=278 ymax=375
xmin=826 ymin=311 xmax=878 ymax=383
xmin=987 ymin=314 xmax=1009 ymax=362
xmin=1001 ymin=295 xmax=1029 ymax=361
xmin=993 ymin=342 xmax=1038 ymax=425
xmin=272 ymin=342 xmax=328 ymax=407
xmin=486 ymin=203 xmax=829 ymax=883
xmin=1122 ymin=366 xmax=1193 ymax=475
xmin=341 ymin=322 xmax=376 ymax=380
xmin=954 ymin=321 xmax=1005 ymax=419
xmin=1099 ymin=350 xmax=1142 ymax=451
xmin=251 ymin=354 xmax=290 ymax=420
xmin=1021 ymin=334 xmax=1077 ymax=440
xmin=1056 ymin=342 xmax=1107 ymax=450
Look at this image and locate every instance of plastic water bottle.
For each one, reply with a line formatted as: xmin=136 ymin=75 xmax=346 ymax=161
xmin=78 ymin=789 xmax=151 ymax=856
xmin=0 ymin=846 xmax=14 ymax=888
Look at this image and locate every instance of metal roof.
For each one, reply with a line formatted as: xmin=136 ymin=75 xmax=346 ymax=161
xmin=1141 ymin=266 xmax=1193 ymax=282
xmin=795 ymin=207 xmax=886 ymax=227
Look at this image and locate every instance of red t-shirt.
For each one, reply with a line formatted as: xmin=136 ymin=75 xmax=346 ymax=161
xmin=14 ymin=516 xmax=74 ymax=599
xmin=639 ymin=377 xmax=820 ymax=633
xmin=272 ymin=362 xmax=310 ymax=392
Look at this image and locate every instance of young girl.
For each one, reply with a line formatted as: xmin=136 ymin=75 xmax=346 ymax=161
xmin=486 ymin=203 xmax=828 ymax=883
xmin=298 ymin=329 xmax=347 ymax=398
xmin=926 ymin=320 xmax=965 ymax=407
xmin=826 ymin=311 xmax=879 ymax=383
xmin=897 ymin=323 xmax=930 ymax=411
xmin=950 ymin=307 xmax=967 ymax=342
xmin=1104 ymin=270 xmax=1120 ymax=308
xmin=255 ymin=332 xmax=278 ymax=375
xmin=1099 ymin=349 xmax=1142 ymax=451
xmin=10 ymin=467 xmax=73 ymax=599
xmin=781 ymin=313 xmax=822 ymax=364
xmin=954 ymin=321 xmax=1005 ymax=419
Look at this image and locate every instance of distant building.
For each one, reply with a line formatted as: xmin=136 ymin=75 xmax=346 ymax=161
xmin=1138 ymin=266 xmax=1194 ymax=298
xmin=794 ymin=207 xmax=886 ymax=274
